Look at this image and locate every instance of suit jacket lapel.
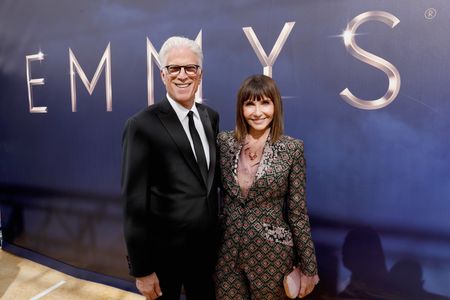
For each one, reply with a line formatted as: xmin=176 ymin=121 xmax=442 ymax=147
xmin=156 ymin=99 xmax=205 ymax=185
xmin=223 ymin=135 xmax=243 ymax=200
xmin=198 ymin=104 xmax=216 ymax=193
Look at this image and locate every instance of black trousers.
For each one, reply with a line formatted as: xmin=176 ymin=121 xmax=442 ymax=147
xmin=155 ymin=237 xmax=217 ymax=300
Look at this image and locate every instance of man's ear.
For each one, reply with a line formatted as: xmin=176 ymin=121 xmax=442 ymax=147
xmin=160 ymin=69 xmax=166 ymax=83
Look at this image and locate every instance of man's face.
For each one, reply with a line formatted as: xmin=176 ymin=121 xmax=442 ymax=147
xmin=160 ymin=47 xmax=202 ymax=109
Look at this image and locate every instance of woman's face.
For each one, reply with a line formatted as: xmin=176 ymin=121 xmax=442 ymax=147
xmin=242 ymin=96 xmax=274 ymax=135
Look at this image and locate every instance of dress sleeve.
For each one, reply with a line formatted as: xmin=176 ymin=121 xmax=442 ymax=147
xmin=286 ymin=140 xmax=318 ymax=276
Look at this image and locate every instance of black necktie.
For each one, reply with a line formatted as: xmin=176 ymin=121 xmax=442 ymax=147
xmin=188 ymin=111 xmax=208 ymax=183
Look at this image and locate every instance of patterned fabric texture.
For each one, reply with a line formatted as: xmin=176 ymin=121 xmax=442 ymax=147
xmin=215 ymin=131 xmax=318 ymax=300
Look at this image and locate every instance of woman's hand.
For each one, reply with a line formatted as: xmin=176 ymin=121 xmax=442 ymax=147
xmin=298 ymin=272 xmax=319 ymax=298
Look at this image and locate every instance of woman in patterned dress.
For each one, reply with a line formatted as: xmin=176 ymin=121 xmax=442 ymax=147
xmin=215 ymin=74 xmax=319 ymax=299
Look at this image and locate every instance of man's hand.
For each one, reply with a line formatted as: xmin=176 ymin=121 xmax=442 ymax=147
xmin=298 ymin=272 xmax=319 ymax=298
xmin=136 ymin=273 xmax=163 ymax=300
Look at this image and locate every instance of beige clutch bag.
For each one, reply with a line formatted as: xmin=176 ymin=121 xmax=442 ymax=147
xmin=283 ymin=267 xmax=301 ymax=299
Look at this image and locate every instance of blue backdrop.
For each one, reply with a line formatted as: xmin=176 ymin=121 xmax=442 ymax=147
xmin=1 ymin=0 xmax=449 ymax=298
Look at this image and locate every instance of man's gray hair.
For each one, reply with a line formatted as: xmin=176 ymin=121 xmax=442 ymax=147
xmin=159 ymin=36 xmax=203 ymax=68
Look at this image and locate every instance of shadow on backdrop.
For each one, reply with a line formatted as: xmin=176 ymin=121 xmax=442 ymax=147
xmin=389 ymin=259 xmax=450 ymax=300
xmin=321 ymin=226 xmax=450 ymax=300
xmin=338 ymin=226 xmax=393 ymax=300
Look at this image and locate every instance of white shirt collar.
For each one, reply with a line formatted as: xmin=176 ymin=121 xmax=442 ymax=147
xmin=166 ymin=93 xmax=199 ymax=121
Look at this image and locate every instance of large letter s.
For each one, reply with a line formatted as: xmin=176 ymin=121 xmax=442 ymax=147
xmin=340 ymin=11 xmax=401 ymax=110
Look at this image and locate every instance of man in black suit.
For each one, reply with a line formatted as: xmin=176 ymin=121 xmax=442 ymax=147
xmin=121 ymin=36 xmax=219 ymax=300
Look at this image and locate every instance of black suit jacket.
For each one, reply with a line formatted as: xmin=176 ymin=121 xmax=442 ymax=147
xmin=121 ymin=98 xmax=219 ymax=277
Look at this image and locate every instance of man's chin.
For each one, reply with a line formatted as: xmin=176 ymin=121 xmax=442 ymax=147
xmin=173 ymin=96 xmax=195 ymax=108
